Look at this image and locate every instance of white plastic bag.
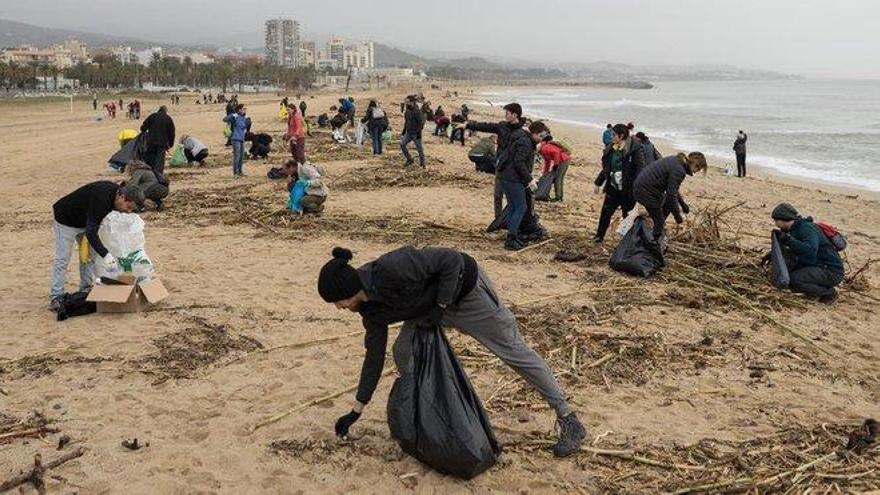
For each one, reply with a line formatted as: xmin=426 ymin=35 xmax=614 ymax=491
xmin=95 ymin=212 xmax=155 ymax=280
xmin=616 ymin=213 xmax=637 ymax=237
xmin=724 ymin=163 xmax=736 ymax=176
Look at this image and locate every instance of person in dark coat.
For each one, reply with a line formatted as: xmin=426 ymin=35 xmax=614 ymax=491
xmin=124 ymin=160 xmax=169 ymax=210
xmin=770 ymin=203 xmax=844 ymax=303
xmin=317 ymin=246 xmax=587 ymax=457
xmin=593 ymin=124 xmax=646 ymax=243
xmin=635 ymin=132 xmax=662 ymax=165
xmin=466 ymin=103 xmax=538 ymax=250
xmin=139 ymin=106 xmax=175 ymax=176
xmin=733 ymin=131 xmax=748 ymax=177
xmin=633 ymin=152 xmax=707 ymax=241
xmin=400 ymin=96 xmax=426 ymax=167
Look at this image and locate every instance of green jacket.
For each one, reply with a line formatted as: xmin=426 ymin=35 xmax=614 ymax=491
xmin=786 ymin=217 xmax=844 ymax=275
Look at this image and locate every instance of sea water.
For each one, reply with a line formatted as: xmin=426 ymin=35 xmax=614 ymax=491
xmin=479 ymin=80 xmax=880 ymax=191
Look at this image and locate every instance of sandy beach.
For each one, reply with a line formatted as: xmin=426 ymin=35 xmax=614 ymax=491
xmin=1 ymin=86 xmax=878 ymax=493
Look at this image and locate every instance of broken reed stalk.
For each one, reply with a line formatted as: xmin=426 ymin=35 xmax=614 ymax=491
xmin=250 ymin=368 xmax=396 ymax=433
xmin=665 ymin=271 xmax=831 ymax=355
xmin=508 ymin=238 xmax=553 ymax=255
xmin=520 ymin=440 xmax=705 ymax=471
xmin=0 ymin=426 xmax=60 ymax=443
xmin=0 ymin=446 xmax=85 ymax=493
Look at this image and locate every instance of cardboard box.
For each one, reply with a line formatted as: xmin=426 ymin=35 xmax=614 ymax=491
xmin=87 ymin=273 xmax=169 ymax=313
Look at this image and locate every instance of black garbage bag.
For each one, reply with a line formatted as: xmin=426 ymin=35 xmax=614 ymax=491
xmin=609 ymin=216 xmax=664 ymax=277
xmin=387 ymin=325 xmax=500 ymax=479
xmin=55 ymin=290 xmax=96 ymax=321
xmin=770 ymin=230 xmax=792 ymax=289
xmin=108 ymin=133 xmax=147 ymax=171
xmin=534 ymin=170 xmax=557 ymax=201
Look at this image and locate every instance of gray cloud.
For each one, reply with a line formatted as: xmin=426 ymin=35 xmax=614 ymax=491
xmin=3 ymin=0 xmax=879 ymax=78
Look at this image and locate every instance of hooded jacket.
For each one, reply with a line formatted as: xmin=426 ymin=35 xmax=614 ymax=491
xmin=595 ymin=137 xmax=646 ymax=200
xmin=466 ymin=120 xmax=534 ymax=184
xmin=353 ymin=246 xmax=478 ymax=404
xmin=402 ymin=104 xmax=425 ymax=136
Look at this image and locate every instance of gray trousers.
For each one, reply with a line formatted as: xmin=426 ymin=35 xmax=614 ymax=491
xmin=553 ymin=161 xmax=571 ymax=200
xmin=790 ymin=266 xmax=844 ymax=298
xmin=393 ymin=268 xmax=571 ymax=417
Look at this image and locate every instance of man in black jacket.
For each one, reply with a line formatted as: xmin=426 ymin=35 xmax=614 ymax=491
xmin=140 ymin=106 xmax=175 ymax=175
xmin=318 ymin=246 xmax=587 ymax=457
xmin=733 ymin=130 xmax=748 ymax=177
xmin=466 ymin=103 xmax=539 ymax=250
xmin=593 ymin=123 xmax=646 ymax=243
xmin=50 ymin=182 xmax=144 ymax=310
xmin=400 ymin=96 xmax=426 ymax=167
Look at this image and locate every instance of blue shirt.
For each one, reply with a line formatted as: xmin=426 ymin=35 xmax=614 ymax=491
xmin=224 ymin=113 xmax=248 ymax=142
xmin=602 ymin=128 xmax=614 ymax=146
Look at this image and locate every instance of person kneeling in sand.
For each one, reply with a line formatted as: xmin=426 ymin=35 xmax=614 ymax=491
xmin=318 ymin=246 xmax=587 ymax=457
xmin=179 ymin=134 xmax=209 ymax=166
xmin=285 ymin=160 xmax=328 ymax=215
xmin=124 ymin=160 xmax=169 ymax=211
xmin=769 ymin=203 xmax=844 ymax=303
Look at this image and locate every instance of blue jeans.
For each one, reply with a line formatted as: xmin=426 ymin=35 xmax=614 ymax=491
xmin=231 ymin=140 xmax=244 ymax=175
xmin=50 ymin=221 xmax=94 ymax=301
xmin=500 ymin=179 xmax=527 ymax=237
xmin=400 ymin=133 xmax=425 ymax=166
xmin=371 ymin=130 xmax=383 ymax=154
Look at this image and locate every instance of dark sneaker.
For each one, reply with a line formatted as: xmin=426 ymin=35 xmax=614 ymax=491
xmin=819 ymin=292 xmax=838 ymax=304
xmin=592 ymin=236 xmax=603 ymax=244
xmin=504 ymin=236 xmax=526 ymax=251
xmin=404 ymin=160 xmax=414 ymax=167
xmin=49 ymin=298 xmax=61 ymax=312
xmin=554 ymin=413 xmax=587 ymax=457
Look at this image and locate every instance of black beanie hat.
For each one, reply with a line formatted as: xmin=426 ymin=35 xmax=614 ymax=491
xmin=503 ymin=103 xmax=522 ymax=118
xmin=771 ymin=203 xmax=799 ymax=221
xmin=318 ymin=247 xmax=363 ymax=302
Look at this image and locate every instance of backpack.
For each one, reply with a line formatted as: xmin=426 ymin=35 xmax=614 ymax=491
xmin=816 ymin=222 xmax=847 ymax=251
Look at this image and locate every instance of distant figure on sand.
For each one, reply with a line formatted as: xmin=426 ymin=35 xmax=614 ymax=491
xmin=179 ymin=134 xmax=209 ymax=166
xmin=602 ymin=124 xmax=613 ymax=146
xmin=285 ymin=103 xmax=306 ymax=164
xmin=401 ymin=96 xmax=426 ymax=168
xmin=361 ymin=100 xmax=389 ymax=155
xmin=49 ymin=182 xmax=144 ymax=310
xmin=224 ymin=104 xmax=250 ymax=176
xmin=124 ymin=160 xmax=169 ymax=210
xmin=140 ymin=106 xmax=176 ymax=176
xmin=733 ymin=130 xmax=748 ymax=177
xmin=769 ymin=203 xmax=844 ymax=303
xmin=593 ymin=123 xmax=646 ymax=243
xmin=246 ymin=132 xmax=273 ymax=160
xmin=531 ymin=122 xmax=572 ymax=202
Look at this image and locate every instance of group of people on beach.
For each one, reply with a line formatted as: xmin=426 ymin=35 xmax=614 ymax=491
xmin=47 ymin=91 xmax=847 ymax=471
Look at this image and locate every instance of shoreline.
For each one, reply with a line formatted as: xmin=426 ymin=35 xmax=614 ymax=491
xmin=470 ymin=85 xmax=880 ymax=201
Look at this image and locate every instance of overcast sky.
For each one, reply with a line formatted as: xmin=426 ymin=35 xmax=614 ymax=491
xmin=3 ymin=0 xmax=879 ymax=78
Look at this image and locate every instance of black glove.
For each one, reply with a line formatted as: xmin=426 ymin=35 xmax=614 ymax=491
xmin=334 ymin=410 xmax=361 ymax=438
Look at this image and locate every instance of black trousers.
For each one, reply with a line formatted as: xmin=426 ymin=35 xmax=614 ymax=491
xmin=596 ymin=188 xmax=633 ymax=240
xmin=736 ymin=153 xmax=746 ymax=177
xmin=184 ymin=149 xmax=209 ymax=164
xmin=143 ymin=145 xmax=166 ymax=176
xmin=789 ymin=266 xmax=844 ymax=298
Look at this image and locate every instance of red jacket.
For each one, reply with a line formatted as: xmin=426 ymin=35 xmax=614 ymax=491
xmin=287 ymin=110 xmax=305 ymax=140
xmin=539 ymin=141 xmax=571 ymax=175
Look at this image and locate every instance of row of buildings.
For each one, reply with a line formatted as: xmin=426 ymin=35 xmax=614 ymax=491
xmin=0 ymin=39 xmax=91 ymax=68
xmin=264 ymin=18 xmax=375 ymax=71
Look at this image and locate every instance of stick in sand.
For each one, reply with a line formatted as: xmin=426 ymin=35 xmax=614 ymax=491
xmin=250 ymin=368 xmax=396 ymax=433
xmin=0 ymin=446 xmax=85 ymax=493
xmin=0 ymin=426 xmax=60 ymax=444
xmin=508 ymin=238 xmax=553 ymax=255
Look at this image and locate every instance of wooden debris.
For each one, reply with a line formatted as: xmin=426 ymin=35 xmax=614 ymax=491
xmin=0 ymin=446 xmax=85 ymax=493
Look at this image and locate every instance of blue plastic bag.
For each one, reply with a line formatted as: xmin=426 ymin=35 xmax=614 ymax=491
xmin=287 ymin=180 xmax=309 ymax=213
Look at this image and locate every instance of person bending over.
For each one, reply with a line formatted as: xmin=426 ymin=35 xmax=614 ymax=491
xmin=318 ymin=246 xmax=587 ymax=457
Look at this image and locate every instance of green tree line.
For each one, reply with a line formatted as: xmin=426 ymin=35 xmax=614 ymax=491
xmin=1 ymin=53 xmax=319 ymax=91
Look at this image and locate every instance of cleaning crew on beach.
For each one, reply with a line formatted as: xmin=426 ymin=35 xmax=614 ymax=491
xmin=317 ymin=246 xmax=587 ymax=457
